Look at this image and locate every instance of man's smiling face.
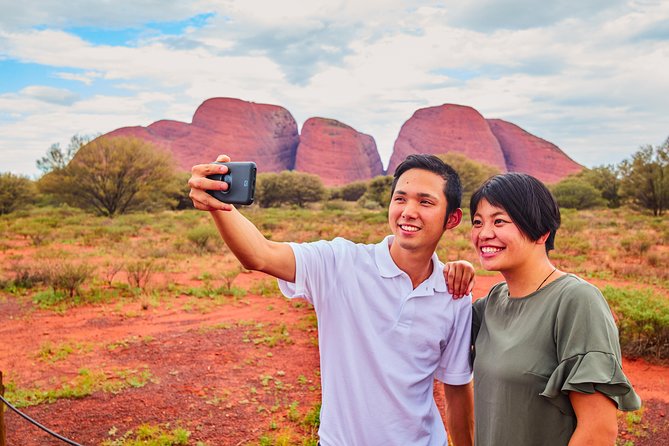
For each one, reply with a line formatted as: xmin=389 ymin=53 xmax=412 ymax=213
xmin=388 ymin=168 xmax=450 ymax=253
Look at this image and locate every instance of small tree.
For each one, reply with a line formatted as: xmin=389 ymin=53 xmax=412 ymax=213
xmin=551 ymin=178 xmax=606 ymax=209
xmin=38 ymin=136 xmax=182 ymax=217
xmin=36 ymin=134 xmax=94 ymax=174
xmin=576 ymin=165 xmax=622 ymax=208
xmin=0 ymin=173 xmax=36 ymax=214
xmin=436 ymin=153 xmax=500 ymax=199
xmin=619 ymin=138 xmax=669 ymax=216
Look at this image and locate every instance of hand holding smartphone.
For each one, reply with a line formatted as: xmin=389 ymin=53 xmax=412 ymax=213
xmin=206 ymin=161 xmax=256 ymax=205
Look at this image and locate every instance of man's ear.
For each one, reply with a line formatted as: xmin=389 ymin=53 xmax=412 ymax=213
xmin=445 ymin=208 xmax=463 ymax=230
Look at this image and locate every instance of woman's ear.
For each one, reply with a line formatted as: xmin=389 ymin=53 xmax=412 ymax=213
xmin=536 ymin=231 xmax=551 ymax=245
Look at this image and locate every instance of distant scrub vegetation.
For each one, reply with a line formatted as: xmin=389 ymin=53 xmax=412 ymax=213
xmin=1 ymin=134 xmax=667 ymax=217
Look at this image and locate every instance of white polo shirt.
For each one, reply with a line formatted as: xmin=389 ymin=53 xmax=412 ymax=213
xmin=278 ymin=235 xmax=472 ymax=446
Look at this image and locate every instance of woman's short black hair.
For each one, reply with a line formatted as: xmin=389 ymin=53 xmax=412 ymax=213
xmin=391 ymin=154 xmax=462 ymax=219
xmin=470 ymin=173 xmax=561 ymax=252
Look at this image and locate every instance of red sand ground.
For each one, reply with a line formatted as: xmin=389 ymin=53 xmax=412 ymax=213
xmin=1 ymin=272 xmax=667 ymax=445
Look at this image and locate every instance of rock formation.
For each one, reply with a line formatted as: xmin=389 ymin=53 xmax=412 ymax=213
xmin=294 ymin=118 xmax=384 ymax=186
xmin=99 ymin=98 xmax=582 ymax=186
xmin=386 ymin=104 xmax=582 ymax=182
xmin=486 ymin=119 xmax=583 ymax=183
xmin=387 ymin=104 xmax=507 ymax=175
xmin=106 ymin=98 xmax=299 ymax=173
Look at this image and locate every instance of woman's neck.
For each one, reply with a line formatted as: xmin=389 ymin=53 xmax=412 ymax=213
xmin=503 ymin=257 xmax=557 ymax=298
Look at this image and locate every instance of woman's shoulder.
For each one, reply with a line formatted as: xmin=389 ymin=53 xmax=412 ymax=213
xmin=551 ymin=273 xmax=611 ymax=312
xmin=472 ymin=281 xmax=507 ymax=310
xmin=553 ymin=273 xmax=601 ymax=296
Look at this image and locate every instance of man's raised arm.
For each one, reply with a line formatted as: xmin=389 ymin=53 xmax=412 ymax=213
xmin=188 ymin=155 xmax=296 ymax=282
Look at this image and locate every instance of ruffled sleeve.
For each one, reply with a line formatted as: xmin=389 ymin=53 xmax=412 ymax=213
xmin=538 ymin=277 xmax=642 ymax=413
xmin=541 ymin=351 xmax=641 ymax=412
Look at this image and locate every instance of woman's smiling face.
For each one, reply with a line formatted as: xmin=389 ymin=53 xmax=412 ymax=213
xmin=470 ymin=198 xmax=535 ymax=272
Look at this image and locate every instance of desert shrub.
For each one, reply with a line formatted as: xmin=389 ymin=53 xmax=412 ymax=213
xmin=14 ymin=221 xmax=53 ymax=246
xmin=256 ymin=171 xmax=327 ymax=208
xmin=221 ymin=266 xmax=243 ymax=294
xmin=436 ymin=152 xmax=500 ymax=199
xmin=46 ymin=262 xmax=95 ymax=298
xmin=103 ymin=261 xmax=125 ymax=286
xmin=575 ymin=165 xmax=622 ymax=208
xmin=0 ymin=173 xmax=36 ymax=215
xmin=359 ymin=175 xmax=393 ymax=208
xmin=337 ymin=181 xmax=368 ymax=201
xmin=126 ymin=259 xmax=155 ymax=289
xmin=620 ymin=234 xmax=652 ymax=261
xmin=602 ymin=285 xmax=669 ymax=360
xmin=322 ymin=199 xmax=349 ymax=211
xmin=4 ymin=262 xmax=49 ymax=290
xmin=187 ymin=225 xmax=221 ymax=253
xmin=551 ymin=178 xmax=606 ymax=210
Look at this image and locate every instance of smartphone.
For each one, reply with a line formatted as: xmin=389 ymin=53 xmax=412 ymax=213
xmin=206 ymin=161 xmax=256 ymax=205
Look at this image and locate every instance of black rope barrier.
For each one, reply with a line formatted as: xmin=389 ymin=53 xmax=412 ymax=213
xmin=0 ymin=394 xmax=85 ymax=446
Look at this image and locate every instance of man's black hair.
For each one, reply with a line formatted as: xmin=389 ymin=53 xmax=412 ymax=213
xmin=470 ymin=173 xmax=561 ymax=252
xmin=391 ymin=154 xmax=462 ymax=219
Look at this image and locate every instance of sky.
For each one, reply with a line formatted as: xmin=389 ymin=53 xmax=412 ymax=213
xmin=1 ymin=0 xmax=668 ymax=178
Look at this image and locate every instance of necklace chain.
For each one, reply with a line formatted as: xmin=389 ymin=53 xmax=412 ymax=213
xmin=536 ymin=267 xmax=557 ymax=291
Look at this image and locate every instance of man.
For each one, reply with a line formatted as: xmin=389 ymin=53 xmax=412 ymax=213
xmin=189 ymin=153 xmax=474 ymax=446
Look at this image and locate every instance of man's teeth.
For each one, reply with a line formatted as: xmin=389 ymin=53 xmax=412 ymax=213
xmin=400 ymin=225 xmax=419 ymax=232
xmin=481 ymin=247 xmax=502 ymax=253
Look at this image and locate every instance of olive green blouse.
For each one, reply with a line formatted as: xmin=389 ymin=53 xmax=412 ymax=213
xmin=472 ymin=274 xmax=641 ymax=446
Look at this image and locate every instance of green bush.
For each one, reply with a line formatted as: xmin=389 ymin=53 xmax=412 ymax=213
xmin=46 ymin=262 xmax=95 ymax=297
xmin=436 ymin=152 xmax=500 ymax=199
xmin=602 ymin=285 xmax=669 ymax=360
xmin=125 ymin=259 xmax=156 ymax=289
xmin=359 ymin=175 xmax=393 ymax=208
xmin=551 ymin=178 xmax=606 ymax=209
xmin=338 ymin=181 xmax=368 ymax=201
xmin=0 ymin=173 xmax=36 ymax=215
xmin=256 ymin=171 xmax=326 ymax=208
xmin=575 ymin=165 xmax=622 ymax=208
xmin=187 ymin=225 xmax=221 ymax=253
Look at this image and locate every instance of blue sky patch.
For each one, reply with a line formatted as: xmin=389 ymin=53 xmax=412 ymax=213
xmin=64 ymin=12 xmax=215 ymax=47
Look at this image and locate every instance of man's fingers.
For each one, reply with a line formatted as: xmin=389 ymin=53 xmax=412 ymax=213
xmin=189 ymin=189 xmax=233 ymax=211
xmin=188 ymin=176 xmax=229 ymax=191
xmin=215 ymin=154 xmax=231 ymax=163
xmin=467 ymin=278 xmax=475 ymax=296
xmin=191 ymin=162 xmax=229 ymax=177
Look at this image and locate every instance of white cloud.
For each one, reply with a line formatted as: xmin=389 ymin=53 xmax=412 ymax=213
xmin=0 ymin=0 xmax=668 ymax=176
xmin=54 ymin=71 xmax=102 ymax=85
xmin=0 ymin=0 xmax=209 ymax=30
xmin=19 ymin=86 xmax=79 ymax=105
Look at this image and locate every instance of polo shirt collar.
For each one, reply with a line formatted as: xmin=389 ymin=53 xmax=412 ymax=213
xmin=375 ymin=235 xmax=447 ymax=293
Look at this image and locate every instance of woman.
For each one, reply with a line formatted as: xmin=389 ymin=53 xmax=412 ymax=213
xmin=469 ymin=173 xmax=640 ymax=445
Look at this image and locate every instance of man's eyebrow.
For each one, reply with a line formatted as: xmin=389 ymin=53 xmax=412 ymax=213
xmin=393 ymin=189 xmax=439 ymax=200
